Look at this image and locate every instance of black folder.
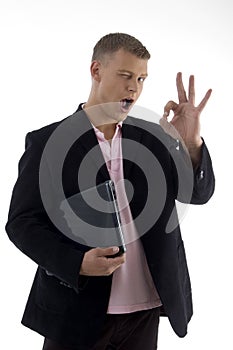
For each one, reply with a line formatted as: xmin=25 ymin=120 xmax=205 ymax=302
xmin=60 ymin=180 xmax=126 ymax=255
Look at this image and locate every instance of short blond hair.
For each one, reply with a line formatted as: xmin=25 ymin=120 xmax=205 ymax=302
xmin=92 ymin=33 xmax=150 ymax=62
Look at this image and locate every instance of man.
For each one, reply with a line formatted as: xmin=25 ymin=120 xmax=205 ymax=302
xmin=6 ymin=33 xmax=215 ymax=349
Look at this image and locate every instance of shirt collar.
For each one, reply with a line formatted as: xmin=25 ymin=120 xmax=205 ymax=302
xmin=81 ymin=103 xmax=123 ymax=133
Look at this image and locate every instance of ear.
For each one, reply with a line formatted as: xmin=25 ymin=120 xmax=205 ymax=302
xmin=90 ymin=60 xmax=101 ymax=82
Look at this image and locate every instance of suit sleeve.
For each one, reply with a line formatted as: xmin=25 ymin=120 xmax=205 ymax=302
xmin=169 ymin=137 xmax=215 ymax=205
xmin=190 ymin=139 xmax=215 ymax=204
xmin=5 ymin=132 xmax=85 ymax=293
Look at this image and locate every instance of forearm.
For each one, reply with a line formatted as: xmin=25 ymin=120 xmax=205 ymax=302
xmin=5 ymin=213 xmax=85 ymax=292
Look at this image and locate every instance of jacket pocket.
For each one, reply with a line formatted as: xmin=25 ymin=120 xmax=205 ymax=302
xmin=35 ymin=268 xmax=74 ymax=314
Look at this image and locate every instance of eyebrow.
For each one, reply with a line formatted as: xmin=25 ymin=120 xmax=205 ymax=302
xmin=117 ymin=69 xmax=148 ymax=77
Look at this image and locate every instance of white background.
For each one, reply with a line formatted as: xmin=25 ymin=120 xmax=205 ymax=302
xmin=0 ymin=0 xmax=232 ymax=349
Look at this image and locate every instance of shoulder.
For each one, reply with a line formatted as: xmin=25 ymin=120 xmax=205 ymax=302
xmin=125 ymin=115 xmax=173 ymax=145
xmin=25 ymin=105 xmax=87 ymax=150
xmin=26 ymin=116 xmax=68 ymax=145
xmin=31 ymin=120 xmax=63 ymax=135
xmin=126 ymin=114 xmax=165 ymax=133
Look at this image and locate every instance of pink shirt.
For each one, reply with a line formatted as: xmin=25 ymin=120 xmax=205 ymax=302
xmin=93 ymin=122 xmax=162 ymax=314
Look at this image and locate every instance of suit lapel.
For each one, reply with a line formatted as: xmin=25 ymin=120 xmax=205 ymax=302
xmin=69 ymin=106 xmax=110 ymax=181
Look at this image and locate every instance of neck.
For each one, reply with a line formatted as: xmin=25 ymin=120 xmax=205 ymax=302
xmin=98 ymin=123 xmax=117 ymax=140
xmin=83 ymin=102 xmax=117 ymax=140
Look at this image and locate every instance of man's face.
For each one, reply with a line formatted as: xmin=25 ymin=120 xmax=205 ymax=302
xmin=92 ymin=49 xmax=148 ymax=121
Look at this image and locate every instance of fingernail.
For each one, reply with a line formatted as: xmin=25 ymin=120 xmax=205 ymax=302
xmin=113 ymin=247 xmax=119 ymax=252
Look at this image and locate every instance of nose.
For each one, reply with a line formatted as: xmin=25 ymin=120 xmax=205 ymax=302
xmin=128 ymin=80 xmax=138 ymax=93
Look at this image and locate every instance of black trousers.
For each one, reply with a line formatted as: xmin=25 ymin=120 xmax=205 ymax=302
xmin=42 ymin=307 xmax=160 ymax=350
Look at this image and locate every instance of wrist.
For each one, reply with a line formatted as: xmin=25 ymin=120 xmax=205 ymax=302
xmin=186 ymin=138 xmax=203 ymax=168
xmin=186 ymin=137 xmax=203 ymax=150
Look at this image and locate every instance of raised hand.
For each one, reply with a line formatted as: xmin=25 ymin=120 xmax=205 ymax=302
xmin=161 ymin=72 xmax=212 ymax=165
xmin=163 ymin=72 xmax=212 ymax=146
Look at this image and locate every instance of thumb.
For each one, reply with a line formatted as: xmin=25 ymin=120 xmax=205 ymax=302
xmin=95 ymin=246 xmax=119 ymax=257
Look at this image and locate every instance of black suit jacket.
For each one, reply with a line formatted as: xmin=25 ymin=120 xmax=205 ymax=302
xmin=6 ymin=105 xmax=215 ymax=348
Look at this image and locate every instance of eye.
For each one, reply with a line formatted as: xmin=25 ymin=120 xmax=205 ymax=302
xmin=121 ymin=74 xmax=131 ymax=79
xmin=138 ymin=77 xmax=146 ymax=83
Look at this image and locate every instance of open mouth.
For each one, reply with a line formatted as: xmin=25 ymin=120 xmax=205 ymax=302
xmin=120 ymin=98 xmax=134 ymax=113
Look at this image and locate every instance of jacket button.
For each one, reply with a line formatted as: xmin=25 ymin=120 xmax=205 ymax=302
xmin=199 ymin=170 xmax=204 ymax=180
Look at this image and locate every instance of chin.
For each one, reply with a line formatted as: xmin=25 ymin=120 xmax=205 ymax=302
xmin=87 ymin=101 xmax=131 ymax=125
xmin=99 ymin=102 xmax=128 ymax=122
xmin=113 ymin=112 xmax=128 ymax=122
